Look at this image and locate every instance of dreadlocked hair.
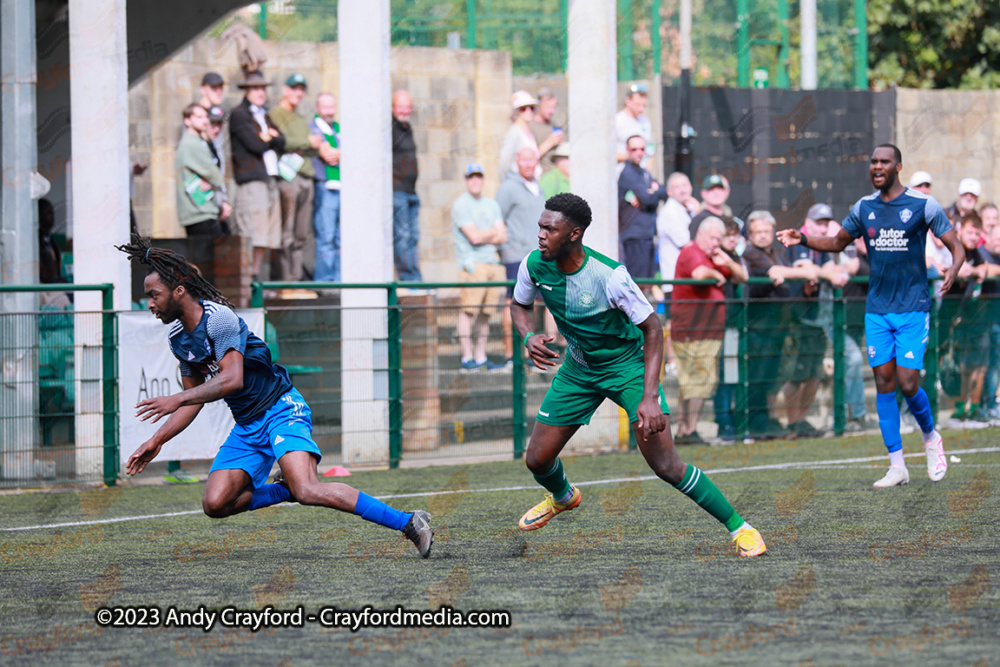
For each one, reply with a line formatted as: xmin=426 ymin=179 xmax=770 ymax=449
xmin=115 ymin=233 xmax=234 ymax=309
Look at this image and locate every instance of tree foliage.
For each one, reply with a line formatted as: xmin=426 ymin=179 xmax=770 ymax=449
xmin=867 ymin=0 xmax=1000 ymax=89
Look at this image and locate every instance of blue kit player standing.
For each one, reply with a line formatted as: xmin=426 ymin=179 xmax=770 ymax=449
xmin=115 ymin=236 xmax=434 ymax=556
xmin=779 ymin=145 xmax=965 ymax=487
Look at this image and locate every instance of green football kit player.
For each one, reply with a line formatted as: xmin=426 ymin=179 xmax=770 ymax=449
xmin=510 ymin=193 xmax=766 ymax=557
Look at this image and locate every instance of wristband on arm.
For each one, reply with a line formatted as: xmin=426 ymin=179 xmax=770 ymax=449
xmin=523 ymin=332 xmax=535 ymax=348
xmin=800 ymin=233 xmax=809 ymax=248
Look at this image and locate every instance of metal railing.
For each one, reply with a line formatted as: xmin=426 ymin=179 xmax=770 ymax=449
xmin=252 ymin=275 xmax=996 ymax=466
xmin=0 ymin=284 xmax=117 ymax=487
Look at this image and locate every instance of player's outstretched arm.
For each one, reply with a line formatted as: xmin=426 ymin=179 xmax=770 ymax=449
xmin=127 ymin=375 xmax=205 ymax=476
xmin=136 ymin=349 xmax=245 ymax=423
xmin=777 ymin=227 xmax=854 ymax=253
xmin=635 ymin=314 xmax=666 ymax=439
xmin=938 ymin=229 xmax=965 ymax=294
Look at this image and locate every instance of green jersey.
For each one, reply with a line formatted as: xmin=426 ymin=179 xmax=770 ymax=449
xmin=514 ymin=246 xmax=654 ymax=369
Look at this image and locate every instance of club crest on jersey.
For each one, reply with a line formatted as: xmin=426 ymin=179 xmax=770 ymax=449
xmin=579 ymin=291 xmax=595 ymax=307
xmin=899 ymin=209 xmax=913 ymax=223
xmin=867 ymin=227 xmax=876 ymax=238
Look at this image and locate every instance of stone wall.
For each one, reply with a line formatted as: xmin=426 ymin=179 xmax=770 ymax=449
xmin=128 ymin=39 xmax=511 ymax=283
xmin=895 ymin=89 xmax=998 ymax=207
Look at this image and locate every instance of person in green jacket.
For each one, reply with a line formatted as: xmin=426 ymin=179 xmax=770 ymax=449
xmin=540 ymin=142 xmax=570 ymax=199
xmin=175 ymin=103 xmax=229 ymax=238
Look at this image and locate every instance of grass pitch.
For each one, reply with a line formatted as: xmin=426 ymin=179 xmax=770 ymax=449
xmin=1 ymin=427 xmax=999 ymax=666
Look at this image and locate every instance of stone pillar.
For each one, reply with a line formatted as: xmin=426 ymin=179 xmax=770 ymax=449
xmin=338 ymin=0 xmax=392 ymax=465
xmin=567 ymin=0 xmax=618 ymax=259
xmin=69 ymin=0 xmax=132 ymax=475
xmin=1 ymin=0 xmax=41 ymax=473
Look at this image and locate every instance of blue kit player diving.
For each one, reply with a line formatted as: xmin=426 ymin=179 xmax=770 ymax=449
xmin=116 ymin=236 xmax=434 ymax=556
xmin=779 ymin=145 xmax=965 ymax=487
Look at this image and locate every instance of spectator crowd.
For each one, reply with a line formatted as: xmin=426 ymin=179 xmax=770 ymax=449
xmin=128 ymin=73 xmax=1000 ymax=439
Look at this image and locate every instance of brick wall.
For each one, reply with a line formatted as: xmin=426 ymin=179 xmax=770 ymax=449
xmin=128 ymin=39 xmax=511 ymax=283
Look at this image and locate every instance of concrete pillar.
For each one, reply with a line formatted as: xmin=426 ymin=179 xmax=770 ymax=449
xmin=1 ymin=0 xmax=41 ymax=473
xmin=338 ymin=0 xmax=391 ymax=465
xmin=567 ymin=0 xmax=618 ymax=259
xmin=69 ymin=0 xmax=131 ymax=475
xmin=800 ymin=0 xmax=817 ymax=90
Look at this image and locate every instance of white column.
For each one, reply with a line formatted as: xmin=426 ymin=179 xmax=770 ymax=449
xmin=69 ymin=0 xmax=131 ymax=476
xmin=800 ymin=0 xmax=817 ymax=90
xmin=338 ymin=0 xmax=392 ymax=465
xmin=566 ymin=0 xmax=621 ymax=444
xmin=567 ymin=0 xmax=618 ymax=259
xmin=1 ymin=0 xmax=41 ymax=474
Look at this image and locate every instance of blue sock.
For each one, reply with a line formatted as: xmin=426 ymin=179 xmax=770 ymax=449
xmin=353 ymin=492 xmax=412 ymax=531
xmin=876 ymin=391 xmax=903 ymax=453
xmin=903 ymin=387 xmax=935 ymax=435
xmin=248 ymin=483 xmax=292 ymax=511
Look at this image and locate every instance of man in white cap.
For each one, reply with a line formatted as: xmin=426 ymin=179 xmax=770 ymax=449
xmin=946 ymin=177 xmax=981 ymax=219
xmin=908 ymin=171 xmax=932 ymax=195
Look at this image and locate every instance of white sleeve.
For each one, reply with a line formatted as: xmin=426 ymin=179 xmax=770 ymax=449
xmin=606 ymin=265 xmax=655 ymax=326
xmin=512 ymin=256 xmax=539 ymax=305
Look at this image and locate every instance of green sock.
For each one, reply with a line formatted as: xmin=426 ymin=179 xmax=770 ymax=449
xmin=674 ymin=464 xmax=744 ymax=532
xmin=166 ymin=461 xmax=180 ymax=473
xmin=533 ymin=458 xmax=573 ymax=501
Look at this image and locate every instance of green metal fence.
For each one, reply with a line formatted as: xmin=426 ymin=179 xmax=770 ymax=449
xmin=0 ymin=284 xmax=117 ymax=488
xmin=0 ymin=276 xmax=990 ymax=486
xmin=251 ymin=277 xmax=992 ymax=470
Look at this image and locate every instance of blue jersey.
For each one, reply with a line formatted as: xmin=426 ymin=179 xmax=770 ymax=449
xmin=841 ymin=188 xmax=952 ymax=314
xmin=168 ymin=301 xmax=292 ymax=425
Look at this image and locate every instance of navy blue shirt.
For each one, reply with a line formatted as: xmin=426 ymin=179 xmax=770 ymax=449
xmin=618 ymin=162 xmax=668 ymax=242
xmin=168 ymin=301 xmax=292 ymax=425
xmin=841 ymin=189 xmax=952 ymax=314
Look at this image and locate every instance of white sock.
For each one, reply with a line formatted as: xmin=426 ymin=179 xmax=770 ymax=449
xmin=461 ymin=356 xmax=472 ymax=363
xmin=888 ymin=450 xmax=906 ymax=468
xmin=729 ymin=521 xmax=751 ymax=539
xmin=474 ymin=356 xmax=487 ymax=364
xmin=921 ymin=429 xmax=939 ymax=445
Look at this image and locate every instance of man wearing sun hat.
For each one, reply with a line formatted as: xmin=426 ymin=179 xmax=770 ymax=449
xmin=499 ymin=90 xmax=541 ymax=178
xmin=540 ymin=142 xmax=570 ymax=199
xmin=229 ymin=70 xmax=286 ymax=280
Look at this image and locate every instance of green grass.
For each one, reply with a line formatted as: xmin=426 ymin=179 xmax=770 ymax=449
xmin=1 ymin=428 xmax=999 ymax=666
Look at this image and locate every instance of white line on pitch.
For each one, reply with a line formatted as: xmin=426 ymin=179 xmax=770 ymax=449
xmin=3 ymin=446 xmax=998 ymax=533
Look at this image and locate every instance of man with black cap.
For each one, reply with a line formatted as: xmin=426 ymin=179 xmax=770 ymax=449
xmin=199 ymin=72 xmax=226 ymax=110
xmin=229 ymin=70 xmax=285 ymax=281
xmin=268 ymin=73 xmax=324 ymax=291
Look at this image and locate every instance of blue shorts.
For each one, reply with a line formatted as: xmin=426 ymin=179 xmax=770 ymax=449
xmin=210 ymin=388 xmax=322 ymax=489
xmin=864 ymin=312 xmax=930 ymax=370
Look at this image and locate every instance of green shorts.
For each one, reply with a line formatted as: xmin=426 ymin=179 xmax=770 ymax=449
xmin=536 ymin=356 xmax=670 ymax=426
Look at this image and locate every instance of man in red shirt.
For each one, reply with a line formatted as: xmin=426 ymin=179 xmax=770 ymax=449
xmin=671 ymin=217 xmax=746 ymax=444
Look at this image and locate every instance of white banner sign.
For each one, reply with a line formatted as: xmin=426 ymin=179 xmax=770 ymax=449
xmin=118 ymin=309 xmax=265 ymax=467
